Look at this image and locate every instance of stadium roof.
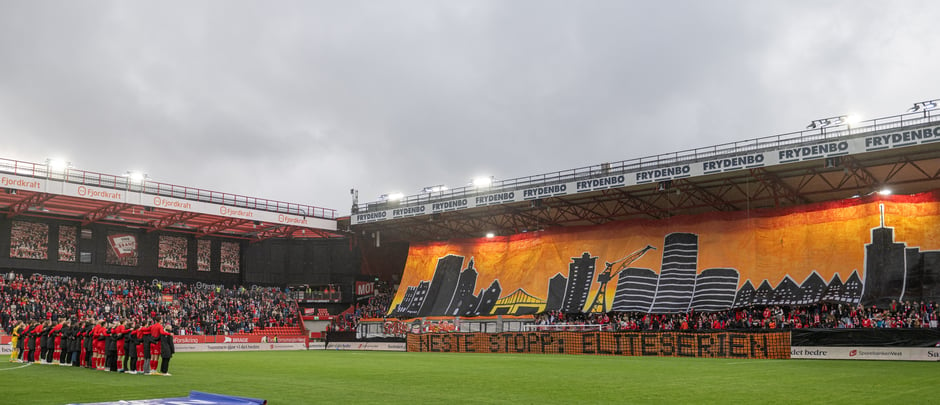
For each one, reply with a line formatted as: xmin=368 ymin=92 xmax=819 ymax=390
xmin=0 ymin=159 xmax=344 ymax=241
xmin=347 ymin=111 xmax=940 ymax=243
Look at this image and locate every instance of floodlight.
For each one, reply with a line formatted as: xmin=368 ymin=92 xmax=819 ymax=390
xmin=387 ymin=192 xmax=404 ymax=201
xmin=472 ymin=176 xmax=493 ymax=188
xmin=844 ymin=115 xmax=862 ymax=126
xmin=45 ymin=158 xmax=70 ymax=173
xmin=126 ymin=170 xmax=147 ymax=184
xmin=485 ymin=232 xmax=495 ymax=238
xmin=878 ymin=188 xmax=892 ymax=196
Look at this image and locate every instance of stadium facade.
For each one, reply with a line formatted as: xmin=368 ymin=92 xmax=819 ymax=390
xmin=3 ymin=107 xmax=940 ymax=313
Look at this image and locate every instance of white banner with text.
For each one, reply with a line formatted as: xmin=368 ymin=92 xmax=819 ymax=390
xmin=791 ymin=346 xmax=940 ymax=361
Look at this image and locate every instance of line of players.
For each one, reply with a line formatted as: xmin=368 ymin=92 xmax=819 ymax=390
xmin=9 ymin=315 xmax=176 ymax=375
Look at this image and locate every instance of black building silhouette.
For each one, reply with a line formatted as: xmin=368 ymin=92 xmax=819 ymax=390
xmin=474 ymin=280 xmax=502 ymax=315
xmin=391 ymin=285 xmax=417 ymax=316
xmin=862 ymin=218 xmax=907 ymax=307
xmin=904 ymin=249 xmax=940 ymax=302
xmin=821 ymin=274 xmax=845 ymax=302
xmin=446 ymin=259 xmax=480 ymax=316
xmin=419 ymin=255 xmax=464 ymax=316
xmin=798 ymin=272 xmax=828 ymax=305
xmin=544 ymin=273 xmax=567 ymax=312
xmin=843 ymin=271 xmax=863 ymax=303
xmin=393 ymin=280 xmax=430 ymax=317
xmin=752 ymin=280 xmax=775 ymax=306
xmin=733 ymin=280 xmax=756 ymax=308
xmin=690 ymin=268 xmax=739 ymax=312
xmin=611 ymin=267 xmax=658 ymax=312
xmin=561 ymin=253 xmax=597 ymax=313
xmin=650 ymin=233 xmax=699 ymax=313
xmin=771 ymin=276 xmax=802 ymax=305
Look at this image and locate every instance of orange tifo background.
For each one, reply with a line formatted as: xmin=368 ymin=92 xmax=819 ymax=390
xmin=391 ymin=192 xmax=940 ymax=314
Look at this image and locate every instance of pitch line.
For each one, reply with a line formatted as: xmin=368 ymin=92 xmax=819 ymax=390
xmin=0 ymin=363 xmax=33 ymax=371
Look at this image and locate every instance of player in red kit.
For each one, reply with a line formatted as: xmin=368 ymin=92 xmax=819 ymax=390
xmin=50 ymin=320 xmax=65 ymax=364
xmin=111 ymin=320 xmax=126 ymax=372
xmin=149 ymin=316 xmax=165 ymax=374
xmin=31 ymin=321 xmax=44 ymax=362
xmin=92 ymin=320 xmax=106 ymax=369
xmin=136 ymin=322 xmax=149 ymax=373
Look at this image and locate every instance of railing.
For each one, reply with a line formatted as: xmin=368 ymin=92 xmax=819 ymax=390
xmin=354 ymin=110 xmax=940 ymax=212
xmin=523 ymin=323 xmax=610 ymax=332
xmin=0 ymin=159 xmax=337 ymax=219
xmin=357 ymin=317 xmax=536 ymax=338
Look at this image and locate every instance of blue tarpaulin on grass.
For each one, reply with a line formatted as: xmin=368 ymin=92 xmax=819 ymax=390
xmin=68 ymin=391 xmax=266 ymax=405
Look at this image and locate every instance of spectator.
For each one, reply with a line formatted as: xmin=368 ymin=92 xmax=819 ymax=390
xmin=0 ymin=272 xmax=301 ymax=336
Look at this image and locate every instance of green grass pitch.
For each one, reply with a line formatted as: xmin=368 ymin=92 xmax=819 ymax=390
xmin=1 ymin=351 xmax=936 ymax=404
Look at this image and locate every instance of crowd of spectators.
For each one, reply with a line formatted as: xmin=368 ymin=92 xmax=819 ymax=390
xmin=196 ymin=240 xmax=211 ymax=272
xmin=0 ymin=272 xmax=300 ymax=336
xmin=219 ymin=242 xmax=239 ymax=273
xmin=10 ymin=221 xmax=49 ymax=260
xmin=157 ymin=236 xmax=187 ymax=270
xmin=57 ymin=225 xmax=77 ymax=262
xmin=533 ymin=300 xmax=940 ymax=331
xmin=8 ymin=267 xmax=937 ymax=341
xmin=326 ymin=281 xmax=396 ymax=332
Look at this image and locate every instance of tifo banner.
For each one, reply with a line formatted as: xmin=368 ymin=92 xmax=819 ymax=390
xmin=107 ymin=234 xmax=136 ymax=258
xmin=391 ymin=192 xmax=940 ymax=316
xmin=407 ymin=331 xmax=790 ymax=359
xmin=105 ymin=232 xmax=138 ymax=266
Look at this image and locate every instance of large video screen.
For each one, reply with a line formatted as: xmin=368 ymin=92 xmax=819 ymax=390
xmin=220 ymin=241 xmax=240 ymax=273
xmin=197 ymin=239 xmax=211 ymax=272
xmin=58 ymin=225 xmax=77 ymax=262
xmin=106 ymin=232 xmax=138 ymax=266
xmin=158 ymin=235 xmax=187 ymax=270
xmin=10 ymin=221 xmax=48 ymax=260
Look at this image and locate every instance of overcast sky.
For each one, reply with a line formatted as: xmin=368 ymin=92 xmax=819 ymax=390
xmin=2 ymin=1 xmax=938 ymax=216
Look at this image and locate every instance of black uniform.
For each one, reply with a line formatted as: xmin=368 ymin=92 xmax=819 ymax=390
xmin=140 ymin=332 xmax=151 ymax=373
xmin=72 ymin=323 xmax=85 ymax=367
xmin=124 ymin=326 xmax=136 ymax=372
xmin=105 ymin=327 xmax=118 ymax=372
xmin=159 ymin=334 xmax=176 ymax=374
xmin=15 ymin=325 xmax=26 ymax=361
xmin=25 ymin=325 xmax=37 ymax=363
xmin=82 ymin=324 xmax=94 ymax=368
xmin=39 ymin=325 xmax=49 ymax=363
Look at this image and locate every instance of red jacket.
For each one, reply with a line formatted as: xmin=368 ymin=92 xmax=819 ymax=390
xmin=150 ymin=322 xmax=165 ymax=338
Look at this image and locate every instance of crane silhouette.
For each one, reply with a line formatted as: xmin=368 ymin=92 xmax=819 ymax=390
xmin=585 ymin=245 xmax=656 ymax=313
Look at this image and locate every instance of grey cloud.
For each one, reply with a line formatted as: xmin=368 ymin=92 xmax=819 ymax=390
xmin=2 ymin=1 xmax=939 ymax=213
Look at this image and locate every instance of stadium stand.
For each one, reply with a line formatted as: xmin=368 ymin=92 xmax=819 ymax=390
xmin=4 ymin=109 xmax=940 ymax=356
xmin=531 ymin=301 xmax=939 ymax=331
xmin=0 ymin=272 xmax=300 ymax=336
